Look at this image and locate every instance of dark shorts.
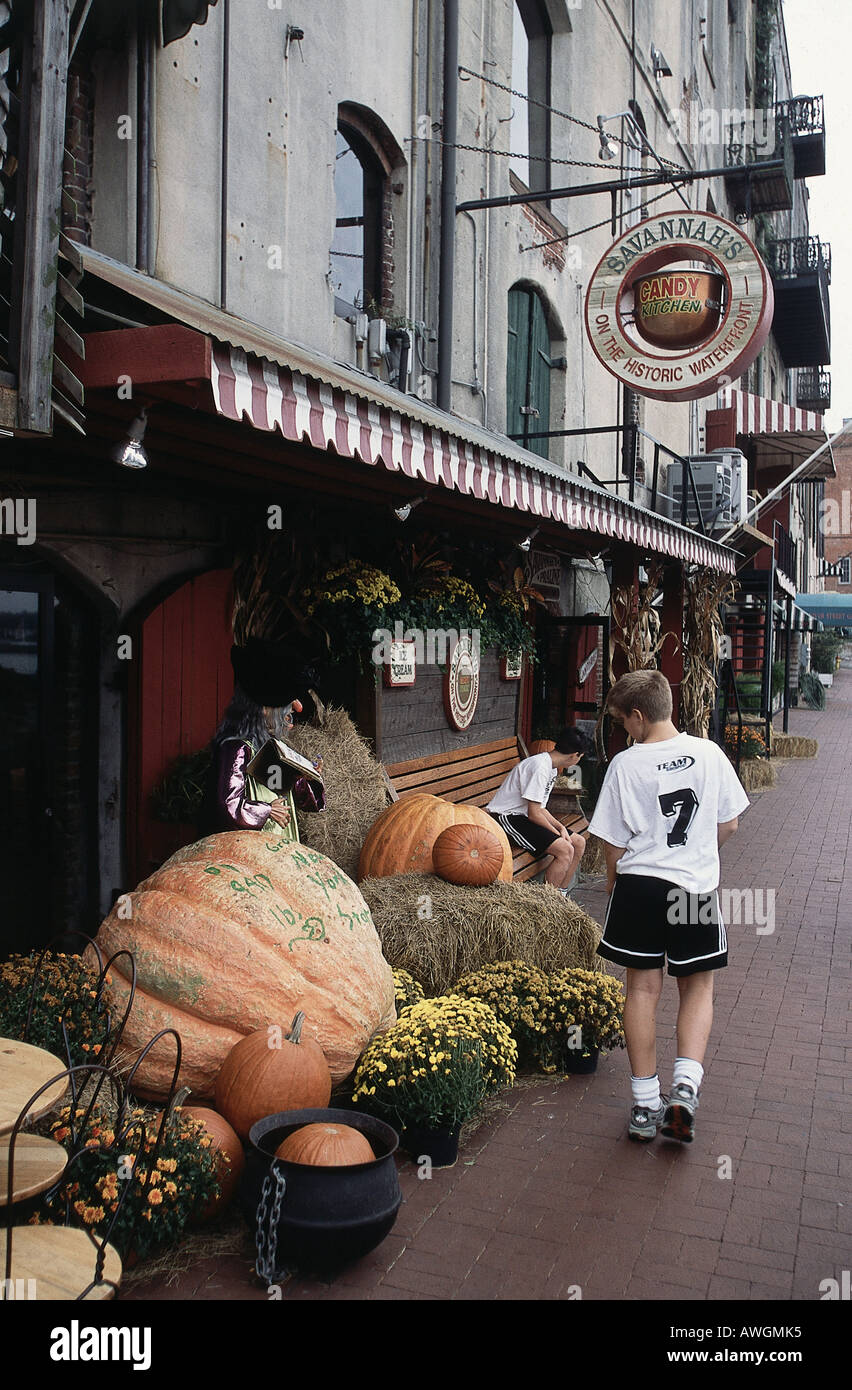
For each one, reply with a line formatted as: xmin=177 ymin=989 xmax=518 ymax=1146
xmin=488 ymin=812 xmax=560 ymax=856
xmin=597 ymin=873 xmax=728 ymax=978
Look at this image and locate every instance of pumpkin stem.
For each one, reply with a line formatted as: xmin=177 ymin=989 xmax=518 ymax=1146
xmin=165 ymin=1085 xmax=192 ymax=1125
xmin=287 ymin=1011 xmax=306 ymax=1045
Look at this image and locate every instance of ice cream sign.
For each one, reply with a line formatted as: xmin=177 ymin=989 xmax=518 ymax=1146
xmin=584 ymin=211 xmax=773 ymax=402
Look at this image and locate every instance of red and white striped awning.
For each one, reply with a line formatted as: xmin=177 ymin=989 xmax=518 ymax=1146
xmin=212 ymin=343 xmax=736 ymax=574
xmin=719 ymin=387 xmax=833 ymax=478
xmin=721 ymin=387 xmax=822 ymax=435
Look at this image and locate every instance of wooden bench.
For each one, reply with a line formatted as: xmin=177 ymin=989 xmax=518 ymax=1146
xmin=383 ymin=736 xmax=589 ymax=883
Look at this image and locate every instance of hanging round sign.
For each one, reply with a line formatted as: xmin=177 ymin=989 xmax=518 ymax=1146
xmin=443 ymin=634 xmax=480 ymax=730
xmin=584 ymin=211 xmax=774 ymax=403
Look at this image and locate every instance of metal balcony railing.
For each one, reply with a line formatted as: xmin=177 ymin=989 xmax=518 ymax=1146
xmin=776 ymin=95 xmax=825 ymax=140
xmin=797 ymin=368 xmax=831 ymax=413
xmin=765 ymin=236 xmax=832 ymax=285
xmin=773 ymin=521 xmax=797 ymax=588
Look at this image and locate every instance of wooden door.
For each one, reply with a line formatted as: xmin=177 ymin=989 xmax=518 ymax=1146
xmin=126 ymin=569 xmax=234 ymax=884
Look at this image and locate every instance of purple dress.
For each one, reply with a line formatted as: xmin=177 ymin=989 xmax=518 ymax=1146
xmin=203 ymin=739 xmax=325 ymax=835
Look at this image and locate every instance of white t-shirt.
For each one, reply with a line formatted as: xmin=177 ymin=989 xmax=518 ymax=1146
xmin=587 ymin=732 xmax=750 ymax=894
xmin=487 ymin=752 xmax=558 ymax=816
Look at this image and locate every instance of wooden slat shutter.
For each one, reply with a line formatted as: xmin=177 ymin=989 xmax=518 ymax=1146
xmin=527 ymin=291 xmax=551 ymax=460
xmin=506 ymin=287 xmax=526 ymax=445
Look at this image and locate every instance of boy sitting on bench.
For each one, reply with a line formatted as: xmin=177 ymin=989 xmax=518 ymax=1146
xmin=487 ymin=728 xmax=592 ymax=894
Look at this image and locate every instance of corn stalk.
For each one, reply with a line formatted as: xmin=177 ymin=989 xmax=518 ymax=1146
xmin=681 ymin=568 xmax=736 ymax=736
xmin=595 ymin=561 xmax=676 ymax=757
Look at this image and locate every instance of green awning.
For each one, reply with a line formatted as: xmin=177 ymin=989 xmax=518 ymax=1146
xmin=796 ymin=593 xmax=852 ymax=629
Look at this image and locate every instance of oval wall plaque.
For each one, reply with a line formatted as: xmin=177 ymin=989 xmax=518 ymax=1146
xmin=444 ymin=635 xmax=481 ymax=730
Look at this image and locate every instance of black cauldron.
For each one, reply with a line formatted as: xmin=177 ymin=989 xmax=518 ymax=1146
xmin=240 ymin=1108 xmax=402 ymax=1274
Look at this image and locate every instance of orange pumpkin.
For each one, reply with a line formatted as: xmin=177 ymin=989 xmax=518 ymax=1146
xmin=214 ymin=1012 xmax=333 ymax=1141
xmin=154 ymin=1094 xmax=244 ymax=1218
xmin=432 ymin=823 xmax=505 ymax=887
xmin=97 ymin=832 xmax=396 ymax=1099
xmin=358 ymin=794 xmax=512 ymax=883
xmin=528 ymin=740 xmax=555 ymax=755
xmin=275 ymin=1122 xmax=375 ymax=1167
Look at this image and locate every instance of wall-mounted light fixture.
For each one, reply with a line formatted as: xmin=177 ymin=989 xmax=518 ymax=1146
xmin=650 ymin=44 xmax=673 ymax=80
xmin=596 ymin=117 xmax=619 ymax=162
xmin=111 ymin=407 xmax=149 ymax=470
xmin=518 ymin=527 xmax=540 ymax=553
xmin=393 ymin=495 xmax=426 ymax=523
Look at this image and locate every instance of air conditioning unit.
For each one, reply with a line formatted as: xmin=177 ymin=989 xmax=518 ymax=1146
xmin=666 ymin=449 xmax=748 ymax=533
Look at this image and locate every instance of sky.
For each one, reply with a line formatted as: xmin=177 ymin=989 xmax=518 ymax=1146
xmin=781 ymin=0 xmax=851 ymax=432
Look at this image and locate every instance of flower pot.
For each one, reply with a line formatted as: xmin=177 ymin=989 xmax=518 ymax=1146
xmin=562 ymin=1044 xmax=600 ymax=1074
xmin=240 ymin=1108 xmax=401 ymax=1276
xmin=399 ymin=1123 xmax=461 ymax=1169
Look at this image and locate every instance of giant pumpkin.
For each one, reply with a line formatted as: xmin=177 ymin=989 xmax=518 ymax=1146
xmin=357 ymin=794 xmax=513 ymax=883
xmin=97 ymin=833 xmax=396 ymax=1099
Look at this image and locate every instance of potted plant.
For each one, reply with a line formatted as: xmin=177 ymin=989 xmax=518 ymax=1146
xmin=350 ymin=994 xmax=517 ymax=1166
xmin=541 ymin=968 xmax=626 ymax=1073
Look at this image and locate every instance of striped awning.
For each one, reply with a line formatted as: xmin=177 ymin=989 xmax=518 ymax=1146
xmin=719 ymin=387 xmax=833 ymax=477
xmin=212 ymin=343 xmax=736 ymax=574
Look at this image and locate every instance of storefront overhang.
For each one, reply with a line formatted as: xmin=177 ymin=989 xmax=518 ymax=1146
xmin=773 ymin=599 xmax=823 ymax=632
xmin=69 ymin=241 xmax=736 ymax=575
xmin=795 ymin=593 xmax=852 ymax=628
xmin=719 ymin=386 xmax=834 ymax=477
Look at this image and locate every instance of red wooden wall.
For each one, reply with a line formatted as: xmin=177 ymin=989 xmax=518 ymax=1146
xmin=126 ymin=569 xmax=234 ymax=884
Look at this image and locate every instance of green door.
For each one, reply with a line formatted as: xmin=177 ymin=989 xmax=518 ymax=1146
xmin=507 ymin=287 xmax=552 ymax=459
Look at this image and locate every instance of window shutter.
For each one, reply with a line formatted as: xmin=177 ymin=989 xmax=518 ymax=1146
xmin=527 ymin=291 xmax=551 ymax=459
xmin=506 ymin=288 xmax=527 ymax=445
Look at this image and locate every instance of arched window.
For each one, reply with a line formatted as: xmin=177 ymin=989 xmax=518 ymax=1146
xmin=507 ymin=286 xmax=557 ymax=459
xmin=330 ymin=105 xmax=404 ymax=316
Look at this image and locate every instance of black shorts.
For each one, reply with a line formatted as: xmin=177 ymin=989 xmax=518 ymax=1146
xmin=488 ymin=812 xmax=560 ymax=856
xmin=597 ymin=873 xmax=728 ymax=977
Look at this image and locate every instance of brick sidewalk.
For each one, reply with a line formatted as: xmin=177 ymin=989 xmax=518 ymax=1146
xmin=126 ymin=673 xmax=852 ymax=1302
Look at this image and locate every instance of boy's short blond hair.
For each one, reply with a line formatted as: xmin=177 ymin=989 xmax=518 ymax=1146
xmin=607 ymin=670 xmax=673 ymax=723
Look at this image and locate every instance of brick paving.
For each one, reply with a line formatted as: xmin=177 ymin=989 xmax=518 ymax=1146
xmin=126 ymin=670 xmax=852 ymax=1303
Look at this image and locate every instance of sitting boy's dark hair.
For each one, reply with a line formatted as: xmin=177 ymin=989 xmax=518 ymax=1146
xmin=554 ymin=727 xmax=592 ymax=756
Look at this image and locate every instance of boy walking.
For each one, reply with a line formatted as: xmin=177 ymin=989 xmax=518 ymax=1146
xmin=487 ymin=728 xmax=592 ymax=894
xmin=587 ymin=671 xmax=749 ymax=1143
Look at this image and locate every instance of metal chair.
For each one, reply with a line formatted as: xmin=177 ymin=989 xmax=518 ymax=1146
xmin=2 ymin=1029 xmax=181 ymax=1300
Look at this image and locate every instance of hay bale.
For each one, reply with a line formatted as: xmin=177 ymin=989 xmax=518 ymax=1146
xmin=580 ymin=832 xmax=606 ymax=878
xmin=737 ymin=759 xmax=777 ymax=793
xmin=771 ymin=734 xmax=817 ymax=759
xmin=287 ymin=704 xmax=390 ymax=879
xmin=360 ymin=872 xmax=603 ymax=996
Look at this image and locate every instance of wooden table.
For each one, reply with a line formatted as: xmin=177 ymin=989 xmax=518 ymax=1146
xmin=0 ymin=1037 xmax=68 ymax=1136
xmin=1 ymin=1226 xmax=122 ymax=1299
xmin=0 ymin=1133 xmax=67 ymax=1204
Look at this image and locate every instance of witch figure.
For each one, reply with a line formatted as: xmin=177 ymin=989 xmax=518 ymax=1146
xmin=199 ymin=637 xmax=325 ymax=839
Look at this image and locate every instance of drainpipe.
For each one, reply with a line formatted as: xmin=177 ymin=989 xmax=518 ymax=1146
xmin=135 ymin=4 xmax=151 ymax=271
xmin=220 ymin=0 xmax=230 ymax=309
xmin=437 ymin=0 xmax=459 ymax=412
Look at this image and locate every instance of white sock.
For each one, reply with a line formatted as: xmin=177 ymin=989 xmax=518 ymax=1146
xmin=631 ymin=1074 xmax=661 ymax=1109
xmin=673 ymin=1057 xmax=704 ymax=1093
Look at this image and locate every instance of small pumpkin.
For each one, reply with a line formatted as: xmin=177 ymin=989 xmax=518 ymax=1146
xmin=358 ymin=794 xmax=512 ymax=882
xmin=432 ymin=823 xmax=505 ymax=887
xmin=528 ymin=740 xmax=555 ymax=756
xmin=214 ymin=1012 xmax=332 ymax=1141
xmin=155 ymin=1088 xmax=245 ymax=1219
xmin=275 ymin=1122 xmax=375 ymax=1167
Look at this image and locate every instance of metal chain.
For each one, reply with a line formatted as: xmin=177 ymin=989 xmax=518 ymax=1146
xmin=254 ymin=1166 xmax=287 ymax=1285
xmin=459 ymin=64 xmax=688 ymax=173
xmin=414 ymin=135 xmax=626 ymax=171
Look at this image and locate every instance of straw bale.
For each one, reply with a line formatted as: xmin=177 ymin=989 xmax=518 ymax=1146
xmin=771 ymin=734 xmax=817 ymax=759
xmin=737 ymin=759 xmax=777 ymax=793
xmin=360 ymin=873 xmax=603 ymax=996
xmin=287 ymin=704 xmax=390 ymax=879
